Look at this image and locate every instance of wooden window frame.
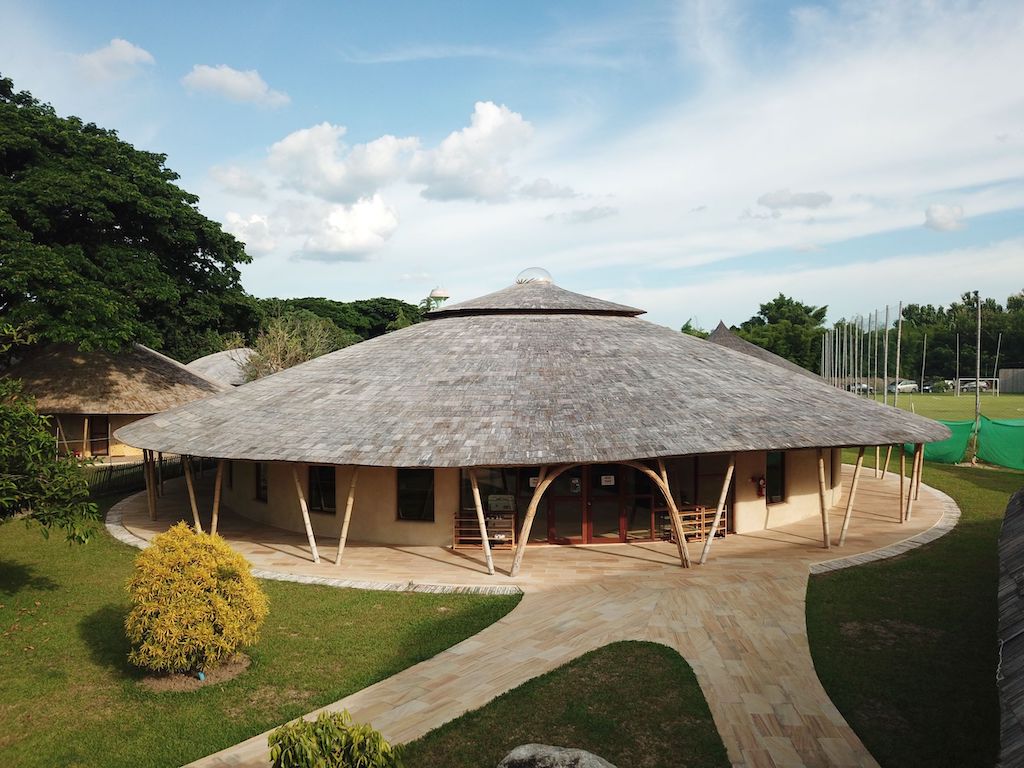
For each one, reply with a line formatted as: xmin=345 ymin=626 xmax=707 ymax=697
xmin=255 ymin=462 xmax=268 ymax=502
xmin=766 ymin=451 xmax=786 ymax=505
xmin=308 ymin=465 xmax=337 ymax=513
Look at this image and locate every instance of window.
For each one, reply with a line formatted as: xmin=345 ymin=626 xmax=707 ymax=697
xmin=255 ymin=462 xmax=268 ymax=502
xmin=397 ymin=468 xmax=434 ymax=521
xmin=308 ymin=465 xmax=336 ymax=512
xmin=766 ymin=452 xmax=785 ymax=504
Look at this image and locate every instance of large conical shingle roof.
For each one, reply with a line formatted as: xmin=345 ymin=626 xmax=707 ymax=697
xmin=115 ymin=277 xmax=948 ymax=466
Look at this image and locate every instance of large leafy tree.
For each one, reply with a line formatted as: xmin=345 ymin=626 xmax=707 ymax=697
xmin=259 ymin=297 xmax=423 ymax=340
xmin=737 ymin=294 xmax=828 ymax=370
xmin=0 ymin=76 xmax=260 ymax=361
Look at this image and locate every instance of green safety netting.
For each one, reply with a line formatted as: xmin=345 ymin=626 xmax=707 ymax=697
xmin=977 ymin=416 xmax=1024 ymax=471
xmin=904 ymin=419 xmax=975 ymax=464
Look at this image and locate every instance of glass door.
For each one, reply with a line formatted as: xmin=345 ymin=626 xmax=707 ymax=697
xmin=588 ymin=465 xmax=623 ymax=542
xmin=548 ymin=466 xmax=584 ymax=543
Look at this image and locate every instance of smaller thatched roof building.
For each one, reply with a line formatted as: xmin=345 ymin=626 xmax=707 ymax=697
xmin=5 ymin=343 xmax=225 ymax=457
xmin=185 ymin=348 xmax=255 ymax=388
xmin=707 ymin=321 xmax=819 ymax=380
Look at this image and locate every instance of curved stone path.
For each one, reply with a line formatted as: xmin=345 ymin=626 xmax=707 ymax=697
xmin=108 ymin=468 xmax=959 ymax=767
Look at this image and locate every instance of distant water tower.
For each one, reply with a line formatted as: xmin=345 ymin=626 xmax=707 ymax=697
xmin=424 ymin=287 xmax=450 ymax=312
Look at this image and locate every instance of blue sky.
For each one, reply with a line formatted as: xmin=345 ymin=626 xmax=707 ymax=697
xmin=2 ymin=0 xmax=1022 ymax=329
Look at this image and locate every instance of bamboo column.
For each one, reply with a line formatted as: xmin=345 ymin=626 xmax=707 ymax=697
xmin=898 ymin=448 xmax=907 ymax=523
xmin=143 ymin=450 xmax=157 ymax=521
xmin=915 ymin=445 xmax=925 ymax=501
xmin=816 ymin=449 xmax=831 ymax=549
xmin=700 ymin=454 xmax=736 ymax=564
xmin=838 ymin=446 xmax=866 ymax=546
xmin=157 ymin=452 xmax=164 ymax=496
xmin=469 ymin=469 xmax=495 ymax=576
xmin=657 ymin=458 xmax=691 ymax=568
xmin=335 ymin=467 xmax=360 ymax=566
xmin=874 ymin=445 xmax=880 ymax=478
xmin=183 ymin=455 xmax=203 ymax=531
xmin=511 ymin=466 xmax=559 ymax=577
xmin=881 ymin=445 xmax=893 ymax=479
xmin=210 ymin=459 xmax=225 ymax=535
xmin=291 ymin=466 xmax=320 ymax=563
xmin=82 ymin=416 xmax=90 ymax=458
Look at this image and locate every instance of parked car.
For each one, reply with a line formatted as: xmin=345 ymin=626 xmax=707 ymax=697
xmin=887 ymin=380 xmax=919 ymax=393
xmin=845 ymin=383 xmax=875 ymax=394
xmin=960 ymin=379 xmax=989 ymax=391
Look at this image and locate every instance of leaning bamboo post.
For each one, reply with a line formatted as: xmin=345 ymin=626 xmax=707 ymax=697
xmin=210 ymin=459 xmax=225 ymax=535
xmin=55 ymin=415 xmax=72 ymax=455
xmin=898 ymin=447 xmax=907 ymax=523
xmin=905 ymin=444 xmax=922 ymax=521
xmin=291 ymin=465 xmax=320 ymax=563
xmin=816 ymin=449 xmax=831 ymax=549
xmin=700 ymin=454 xmax=736 ymax=564
xmin=511 ymin=466 xmax=560 ymax=577
xmin=183 ymin=455 xmax=203 ymax=532
xmin=469 ymin=469 xmax=495 ymax=576
xmin=157 ymin=451 xmax=164 ymax=496
xmin=838 ymin=446 xmax=866 ymax=546
xmin=874 ymin=445 xmax=880 ymax=478
xmin=335 ymin=467 xmax=360 ymax=566
xmin=657 ymin=458 xmax=691 ymax=568
xmin=881 ymin=445 xmax=892 ymax=479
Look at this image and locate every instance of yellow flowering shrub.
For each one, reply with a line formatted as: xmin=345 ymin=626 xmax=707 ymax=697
xmin=125 ymin=522 xmax=269 ymax=674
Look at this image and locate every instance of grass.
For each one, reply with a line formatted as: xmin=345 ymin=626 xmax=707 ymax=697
xmin=807 ymin=453 xmax=1021 ymax=767
xmin=402 ymin=640 xmax=729 ymax=768
xmin=871 ymin=391 xmax=1024 ymax=420
xmin=0 ymin=495 xmax=520 ymax=768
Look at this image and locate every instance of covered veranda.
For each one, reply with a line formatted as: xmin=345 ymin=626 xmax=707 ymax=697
xmin=111 ymin=462 xmax=942 ymax=592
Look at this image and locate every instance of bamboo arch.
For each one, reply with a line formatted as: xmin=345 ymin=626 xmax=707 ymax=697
xmin=509 ymin=459 xmax=695 ymax=577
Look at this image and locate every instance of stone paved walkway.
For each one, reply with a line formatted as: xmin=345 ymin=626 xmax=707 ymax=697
xmin=108 ymin=467 xmax=959 ymax=767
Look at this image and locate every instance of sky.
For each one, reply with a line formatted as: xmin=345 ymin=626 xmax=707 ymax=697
xmin=2 ymin=0 xmax=1023 ymax=330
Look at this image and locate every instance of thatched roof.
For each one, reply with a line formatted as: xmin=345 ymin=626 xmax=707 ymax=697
xmin=6 ymin=343 xmax=226 ymax=414
xmin=707 ymin=322 xmax=820 ymax=380
xmin=185 ymin=348 xmax=255 ymax=387
xmin=116 ymin=277 xmax=948 ymax=466
xmin=430 ymin=281 xmax=643 ymax=317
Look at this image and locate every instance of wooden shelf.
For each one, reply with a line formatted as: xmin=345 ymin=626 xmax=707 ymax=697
xmin=453 ymin=508 xmax=516 ymax=549
xmin=664 ymin=505 xmax=727 ymax=542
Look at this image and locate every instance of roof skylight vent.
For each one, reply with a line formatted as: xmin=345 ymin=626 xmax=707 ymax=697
xmin=515 ymin=267 xmax=553 ymax=285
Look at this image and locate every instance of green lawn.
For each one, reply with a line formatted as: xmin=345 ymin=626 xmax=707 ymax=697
xmin=872 ymin=391 xmax=1024 ymax=420
xmin=0 ymin=496 xmax=520 ymax=768
xmin=807 ymin=455 xmax=1020 ymax=767
xmin=402 ymin=640 xmax=729 ymax=768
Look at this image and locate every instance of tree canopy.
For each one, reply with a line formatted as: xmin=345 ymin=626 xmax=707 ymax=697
xmin=0 ymin=75 xmax=261 ymax=362
xmin=736 ymin=294 xmax=828 ymax=370
xmin=258 ymin=297 xmax=422 ymax=340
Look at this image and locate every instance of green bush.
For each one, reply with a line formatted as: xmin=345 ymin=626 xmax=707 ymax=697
xmin=269 ymin=710 xmax=403 ymax=768
xmin=125 ymin=522 xmax=269 ymax=674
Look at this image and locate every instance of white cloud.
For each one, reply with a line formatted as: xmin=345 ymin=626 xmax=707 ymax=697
xmin=210 ymin=166 xmax=267 ymax=198
xmin=519 ymin=178 xmax=578 ymax=199
xmin=757 ymin=189 xmax=832 ymax=211
xmin=924 ymin=203 xmax=966 ymax=231
xmin=76 ymin=39 xmax=154 ymax=82
xmin=299 ymin=196 xmax=399 ymax=261
xmin=223 ymin=213 xmax=276 ymax=255
xmin=268 ymin=124 xmax=418 ymax=202
xmin=182 ymin=64 xmax=289 ymax=107
xmin=410 ymin=101 xmax=533 ymax=201
xmin=549 ymin=206 xmax=619 ymax=224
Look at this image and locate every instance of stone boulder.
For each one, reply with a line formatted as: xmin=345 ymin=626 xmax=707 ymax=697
xmin=497 ymin=744 xmax=618 ymax=768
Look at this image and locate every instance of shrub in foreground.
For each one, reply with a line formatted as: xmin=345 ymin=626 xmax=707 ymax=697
xmin=125 ymin=522 xmax=269 ymax=674
xmin=269 ymin=711 xmax=403 ymax=768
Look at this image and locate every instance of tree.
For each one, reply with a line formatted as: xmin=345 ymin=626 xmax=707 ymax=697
xmin=242 ymin=311 xmax=360 ymax=381
xmin=0 ymin=325 xmax=98 ymax=542
xmin=680 ymin=319 xmax=709 ymax=339
xmin=0 ymin=75 xmax=261 ymax=362
xmin=737 ymin=294 xmax=828 ymax=370
xmin=257 ymin=297 xmax=423 ymax=341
